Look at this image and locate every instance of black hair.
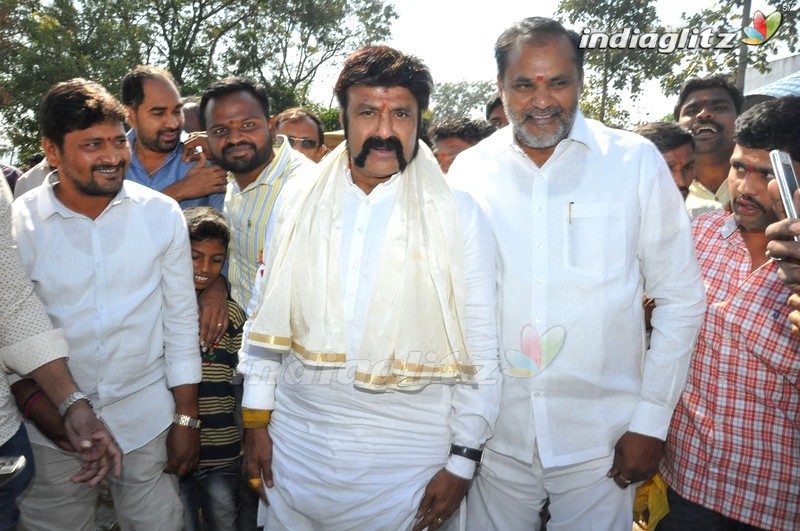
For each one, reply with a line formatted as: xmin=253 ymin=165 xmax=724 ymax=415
xmin=334 ymin=45 xmax=433 ymax=137
xmin=673 ymin=74 xmax=744 ymax=120
xmin=199 ymin=77 xmax=270 ymax=131
xmin=40 ymin=78 xmax=127 ymax=149
xmin=121 ymin=65 xmax=178 ymax=109
xmin=429 ymin=118 xmax=497 ymax=145
xmin=485 ymin=95 xmax=503 ymax=120
xmin=734 ymin=95 xmax=800 ymax=162
xmin=274 ymin=107 xmax=325 ymax=145
xmin=495 ymin=17 xmax=584 ymax=79
xmin=634 ymin=122 xmax=695 ymax=153
xmin=184 ymin=206 xmax=231 ymax=248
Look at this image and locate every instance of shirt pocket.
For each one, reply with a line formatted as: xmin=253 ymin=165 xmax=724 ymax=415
xmin=561 ymin=202 xmax=626 ymax=277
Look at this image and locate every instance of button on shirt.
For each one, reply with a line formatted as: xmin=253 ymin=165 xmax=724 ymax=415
xmin=126 ymin=129 xmax=225 ymax=211
xmin=12 ymin=179 xmax=201 ymax=453
xmin=239 ymin=168 xmax=501 ymax=479
xmin=448 ymin=113 xmax=706 ymax=467
xmin=662 ymin=212 xmax=800 ymax=530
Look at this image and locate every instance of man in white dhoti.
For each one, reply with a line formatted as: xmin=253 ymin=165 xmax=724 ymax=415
xmin=237 ymin=46 xmax=501 ymax=531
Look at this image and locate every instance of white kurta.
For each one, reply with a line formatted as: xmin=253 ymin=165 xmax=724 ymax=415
xmin=239 ymin=168 xmax=500 ymax=530
xmin=448 ymin=113 xmax=706 ymax=469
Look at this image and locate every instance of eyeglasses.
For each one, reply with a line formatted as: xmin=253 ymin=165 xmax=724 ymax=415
xmin=285 ymin=136 xmax=319 ymax=149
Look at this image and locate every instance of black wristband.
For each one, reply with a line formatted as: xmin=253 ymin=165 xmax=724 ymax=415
xmin=449 ymin=444 xmax=483 ymax=463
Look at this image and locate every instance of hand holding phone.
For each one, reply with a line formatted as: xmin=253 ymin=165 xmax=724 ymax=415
xmin=770 ymin=150 xmax=800 ymax=242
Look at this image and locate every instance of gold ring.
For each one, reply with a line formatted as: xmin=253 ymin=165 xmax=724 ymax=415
xmin=216 ymin=323 xmax=223 ymax=327
xmin=435 ymin=517 xmax=444 ymax=525
xmin=248 ymin=477 xmax=263 ymax=489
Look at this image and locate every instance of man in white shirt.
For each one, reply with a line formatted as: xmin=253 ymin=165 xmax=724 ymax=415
xmin=238 ymin=46 xmax=501 ymax=531
xmin=448 ymin=17 xmax=706 ymax=530
xmin=0 ymin=178 xmax=121 ymax=530
xmin=12 ymin=78 xmax=201 ymax=530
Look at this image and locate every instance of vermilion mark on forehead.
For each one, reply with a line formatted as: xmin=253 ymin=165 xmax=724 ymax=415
xmin=380 ymin=102 xmax=388 ymax=111
xmin=536 ymin=76 xmax=544 ymax=82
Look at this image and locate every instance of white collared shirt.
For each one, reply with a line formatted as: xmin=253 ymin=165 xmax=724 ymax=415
xmin=12 ymin=178 xmax=201 ymax=453
xmin=448 ymin=113 xmax=706 ymax=467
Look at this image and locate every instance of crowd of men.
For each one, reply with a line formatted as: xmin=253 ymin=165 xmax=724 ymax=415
xmin=1 ymin=14 xmax=799 ymax=531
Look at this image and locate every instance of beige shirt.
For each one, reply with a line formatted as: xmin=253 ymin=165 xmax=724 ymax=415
xmin=686 ymin=178 xmax=730 ymax=219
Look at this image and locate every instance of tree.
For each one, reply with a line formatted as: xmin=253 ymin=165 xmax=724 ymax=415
xmin=578 ymin=74 xmax=630 ymax=128
xmin=0 ymin=0 xmax=397 ymax=157
xmin=140 ymin=0 xmax=266 ymax=91
xmin=223 ymin=0 xmax=398 ymax=103
xmin=429 ymin=80 xmax=496 ymax=122
xmin=0 ymin=0 xmax=145 ymax=158
xmin=558 ymin=0 xmax=678 ymax=127
xmin=661 ymin=0 xmax=799 ymax=96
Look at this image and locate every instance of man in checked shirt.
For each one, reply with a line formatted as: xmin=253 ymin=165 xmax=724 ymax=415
xmin=659 ymin=96 xmax=800 ymax=529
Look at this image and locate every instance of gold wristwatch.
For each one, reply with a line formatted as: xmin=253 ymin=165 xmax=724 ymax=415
xmin=173 ymin=413 xmax=202 ymax=429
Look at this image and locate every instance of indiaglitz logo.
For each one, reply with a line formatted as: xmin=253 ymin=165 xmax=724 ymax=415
xmin=579 ymin=27 xmax=740 ymax=53
xmin=741 ymin=10 xmax=783 ymax=46
xmin=579 ymin=7 xmax=786 ymax=53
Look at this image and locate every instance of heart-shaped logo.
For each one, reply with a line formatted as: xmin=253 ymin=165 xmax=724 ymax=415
xmin=503 ymin=324 xmax=566 ymax=378
xmin=741 ymin=10 xmax=783 ymax=46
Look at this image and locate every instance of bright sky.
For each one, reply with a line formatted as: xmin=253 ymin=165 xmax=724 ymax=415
xmin=310 ymin=0 xmax=786 ymax=122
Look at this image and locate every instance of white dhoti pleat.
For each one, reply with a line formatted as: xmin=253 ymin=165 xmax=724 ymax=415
xmin=261 ymin=355 xmax=463 ymax=530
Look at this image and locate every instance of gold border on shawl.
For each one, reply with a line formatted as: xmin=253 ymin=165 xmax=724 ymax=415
xmin=248 ymin=333 xmax=292 ymax=348
xmin=390 ymin=359 xmax=477 ymax=376
xmin=292 ymin=341 xmax=346 ymax=364
xmin=354 ymin=370 xmax=467 ymax=390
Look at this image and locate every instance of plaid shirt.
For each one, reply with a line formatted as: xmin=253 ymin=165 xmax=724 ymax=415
xmin=661 ymin=211 xmax=800 ymax=529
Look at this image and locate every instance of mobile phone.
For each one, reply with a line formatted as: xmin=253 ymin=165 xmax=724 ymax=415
xmin=771 ymin=150 xmax=800 ymax=221
xmin=0 ymin=455 xmax=26 ymax=486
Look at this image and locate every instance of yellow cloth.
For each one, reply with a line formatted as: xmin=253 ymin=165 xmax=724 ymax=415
xmin=633 ymin=472 xmax=670 ymax=530
xmin=248 ymin=140 xmax=475 ymax=391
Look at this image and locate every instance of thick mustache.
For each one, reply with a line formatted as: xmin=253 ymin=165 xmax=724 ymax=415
xmin=158 ymin=128 xmax=180 ymax=136
xmin=736 ymin=194 xmax=766 ymax=213
xmin=353 ymin=136 xmax=407 ymax=172
xmin=223 ymin=141 xmax=256 ymax=155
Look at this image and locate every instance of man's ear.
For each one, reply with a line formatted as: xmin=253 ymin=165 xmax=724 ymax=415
xmin=42 ymin=137 xmax=61 ymax=169
xmin=125 ymin=106 xmax=137 ymax=129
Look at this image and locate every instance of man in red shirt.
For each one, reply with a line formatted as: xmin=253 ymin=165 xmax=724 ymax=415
xmin=660 ymin=96 xmax=800 ymax=530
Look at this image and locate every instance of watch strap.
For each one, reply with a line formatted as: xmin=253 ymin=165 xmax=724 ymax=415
xmin=449 ymin=444 xmax=483 ymax=463
xmin=173 ymin=413 xmax=202 ymax=429
xmin=58 ymin=391 xmax=93 ymax=418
